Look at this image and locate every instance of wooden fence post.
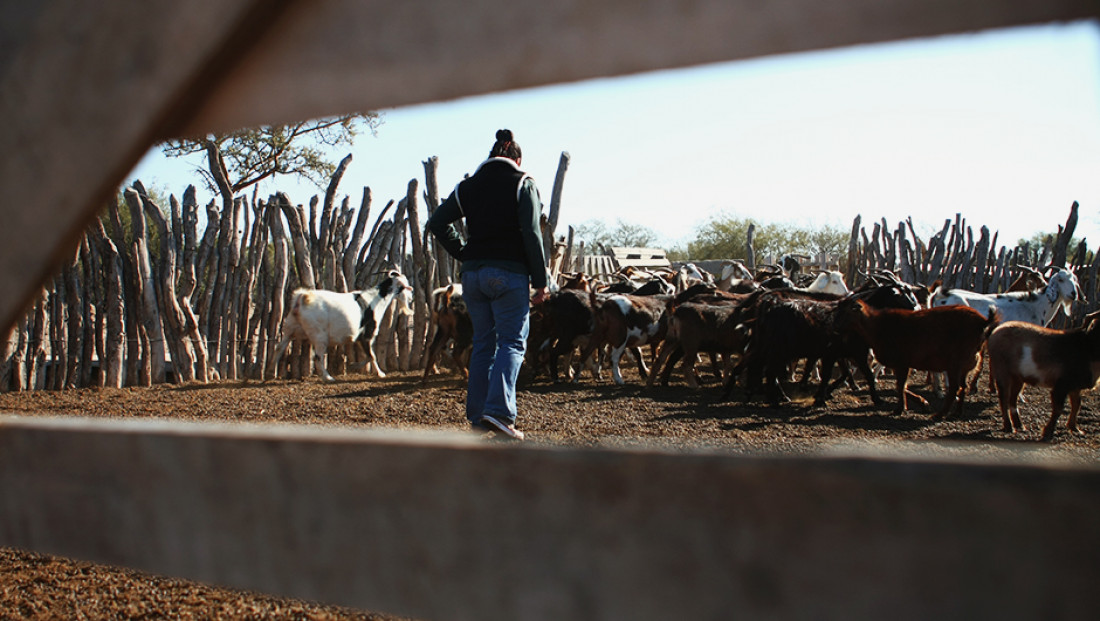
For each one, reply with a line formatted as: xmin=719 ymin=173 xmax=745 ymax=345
xmin=543 ymin=151 xmax=570 ymax=265
xmin=139 ymin=191 xmax=197 ymax=384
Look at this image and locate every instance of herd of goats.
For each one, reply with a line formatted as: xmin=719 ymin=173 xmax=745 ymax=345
xmin=276 ymin=258 xmax=1098 ymax=442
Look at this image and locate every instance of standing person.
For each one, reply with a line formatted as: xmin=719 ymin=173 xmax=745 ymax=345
xmin=427 ymin=129 xmax=550 ymax=440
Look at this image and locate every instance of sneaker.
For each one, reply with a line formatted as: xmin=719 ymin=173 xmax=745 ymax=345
xmin=470 ymin=420 xmax=492 ymax=434
xmin=479 ymin=414 xmax=525 ymax=440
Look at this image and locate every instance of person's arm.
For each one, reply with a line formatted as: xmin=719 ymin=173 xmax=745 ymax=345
xmin=518 ymin=178 xmax=549 ymax=291
xmin=426 ymin=191 xmax=466 ymax=260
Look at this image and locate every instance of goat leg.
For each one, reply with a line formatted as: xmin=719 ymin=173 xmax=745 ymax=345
xmin=1067 ymin=391 xmax=1085 ymax=436
xmin=720 ymin=357 xmax=748 ymax=401
xmin=661 ymin=347 xmax=685 ymax=387
xmin=994 ymin=377 xmax=1026 ymax=433
xmin=893 ymin=367 xmax=914 ymax=414
xmin=631 ymin=346 xmax=649 ymax=382
xmin=934 ymin=372 xmax=967 ymax=420
xmin=1040 ymin=389 xmax=1069 ymax=441
xmin=313 ymin=346 xmax=337 ymax=382
xmin=851 ymin=357 xmax=882 ymax=406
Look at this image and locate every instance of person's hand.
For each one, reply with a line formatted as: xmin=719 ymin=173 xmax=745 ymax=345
xmin=531 ymin=287 xmax=550 ymax=306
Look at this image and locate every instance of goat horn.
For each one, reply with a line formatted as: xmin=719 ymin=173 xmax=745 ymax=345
xmin=874 ymin=269 xmax=905 ymax=285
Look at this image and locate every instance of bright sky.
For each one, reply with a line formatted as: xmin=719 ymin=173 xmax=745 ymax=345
xmin=130 ymin=20 xmax=1100 ymax=251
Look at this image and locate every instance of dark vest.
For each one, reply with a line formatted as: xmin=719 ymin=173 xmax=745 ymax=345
xmin=455 ymin=158 xmax=528 ymax=265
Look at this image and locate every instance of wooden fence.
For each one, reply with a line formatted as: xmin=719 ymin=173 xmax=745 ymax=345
xmin=842 ymin=203 xmax=1099 ymax=323
xmin=0 ymin=154 xmax=573 ymax=392
xmin=0 ymin=153 xmax=1092 ymax=393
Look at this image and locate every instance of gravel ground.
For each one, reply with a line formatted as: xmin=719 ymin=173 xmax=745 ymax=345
xmin=0 ymin=363 xmax=1097 ymax=618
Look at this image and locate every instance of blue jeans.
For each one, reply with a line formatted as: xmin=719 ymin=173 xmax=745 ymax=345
xmin=461 ymin=267 xmax=530 ymax=425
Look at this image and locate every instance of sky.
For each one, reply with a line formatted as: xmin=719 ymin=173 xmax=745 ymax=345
xmin=129 ymin=20 xmax=1100 ymax=252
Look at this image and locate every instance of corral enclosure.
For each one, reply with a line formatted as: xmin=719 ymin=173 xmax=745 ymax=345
xmin=0 ymin=176 xmax=1092 ymax=391
xmin=4 ymin=1 xmax=1100 ymax=620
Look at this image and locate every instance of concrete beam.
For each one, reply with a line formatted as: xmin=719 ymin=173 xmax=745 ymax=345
xmin=177 ymin=0 xmax=1100 ymax=136
xmin=0 ymin=415 xmax=1097 ymax=620
xmin=0 ymin=0 xmax=288 ymax=342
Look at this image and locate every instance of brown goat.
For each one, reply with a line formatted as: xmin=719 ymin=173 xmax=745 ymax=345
xmin=422 ymin=284 xmax=472 ymax=381
xmin=837 ymin=300 xmax=997 ymax=417
xmin=647 ymin=300 xmax=749 ymax=388
xmin=987 ymin=310 xmax=1100 ymax=441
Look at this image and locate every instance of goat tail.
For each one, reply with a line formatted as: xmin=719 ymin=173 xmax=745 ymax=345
xmin=288 ymin=289 xmax=313 ymax=315
xmin=982 ymin=308 xmax=1002 ymax=342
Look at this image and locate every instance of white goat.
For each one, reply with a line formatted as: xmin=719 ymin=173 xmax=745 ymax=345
xmin=272 ymin=270 xmax=413 ymax=381
xmin=931 ymin=267 xmax=1080 ymax=326
xmin=805 ymin=270 xmax=849 ymax=296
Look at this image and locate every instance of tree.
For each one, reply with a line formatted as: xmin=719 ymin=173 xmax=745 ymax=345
xmin=162 ymin=113 xmax=382 ymax=195
xmin=574 ymin=218 xmax=659 ymax=251
xmin=685 ymin=214 xmax=848 ymax=261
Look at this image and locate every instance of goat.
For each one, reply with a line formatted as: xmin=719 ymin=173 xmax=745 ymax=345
xmin=931 ymin=266 xmax=1081 ymax=392
xmin=558 ymin=272 xmax=594 ymax=291
xmin=647 ymin=299 xmax=749 ymax=388
xmin=931 ymin=267 xmax=1080 ymax=326
xmin=272 ymin=270 xmax=413 ymax=381
xmin=645 ymin=285 xmax=755 ymax=386
xmin=707 ymin=260 xmax=760 ymax=294
xmin=526 ymin=289 xmax=601 ymax=383
xmin=728 ymin=288 xmax=870 ymax=406
xmin=1004 ymin=265 xmax=1048 ymax=293
xmin=987 ymin=310 xmax=1100 ymax=440
xmin=422 ymin=283 xmax=472 ymax=381
xmin=574 ymin=293 xmax=669 ymax=385
xmin=861 ymin=269 xmax=932 ymax=309
xmin=673 ymin=262 xmax=713 ymax=293
xmin=631 ymin=277 xmax=675 ymax=296
xmin=755 ymin=264 xmax=796 ymax=290
xmin=805 ymin=270 xmax=849 ymax=296
xmin=835 ymin=300 xmax=997 ymax=417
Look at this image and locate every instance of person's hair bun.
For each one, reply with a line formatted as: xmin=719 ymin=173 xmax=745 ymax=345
xmin=495 ymin=129 xmax=514 ymax=142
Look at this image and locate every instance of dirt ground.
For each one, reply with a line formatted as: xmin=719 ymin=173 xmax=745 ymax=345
xmin=0 ymin=363 xmax=1097 ymax=619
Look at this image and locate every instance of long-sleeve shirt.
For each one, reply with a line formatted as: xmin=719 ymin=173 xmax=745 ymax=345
xmin=427 ymin=160 xmax=548 ymax=289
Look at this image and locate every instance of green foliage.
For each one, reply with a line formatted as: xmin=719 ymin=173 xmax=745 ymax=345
xmin=686 ymin=214 xmax=849 ymax=261
xmin=1016 ymin=230 xmax=1094 ymax=264
xmin=162 ymin=113 xmax=382 ymax=194
xmin=573 ymin=218 xmax=659 ymax=250
xmin=573 ymin=214 xmax=850 ymax=263
xmin=101 ymin=185 xmax=173 ymax=259
xmin=1017 ymin=231 xmax=1057 ymax=250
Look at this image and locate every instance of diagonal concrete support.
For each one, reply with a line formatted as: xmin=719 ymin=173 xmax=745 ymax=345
xmin=0 ymin=415 xmax=1097 ymax=620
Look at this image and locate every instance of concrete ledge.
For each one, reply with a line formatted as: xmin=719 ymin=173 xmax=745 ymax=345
xmin=0 ymin=415 xmax=1097 ymax=620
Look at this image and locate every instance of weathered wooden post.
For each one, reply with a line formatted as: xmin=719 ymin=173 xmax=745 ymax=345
xmin=403 ymin=178 xmax=429 ymax=370
xmin=422 ymin=157 xmax=450 ymax=287
xmin=543 ymin=151 xmax=570 ymax=270
xmin=178 ymin=188 xmax=210 ymax=382
xmin=62 ymin=245 xmax=83 ymax=389
xmin=1052 ymin=200 xmax=1079 ymax=269
xmin=124 ymin=187 xmax=166 ymax=385
xmin=139 ymin=191 xmax=197 ymax=383
xmin=265 ymin=198 xmax=291 ymax=380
